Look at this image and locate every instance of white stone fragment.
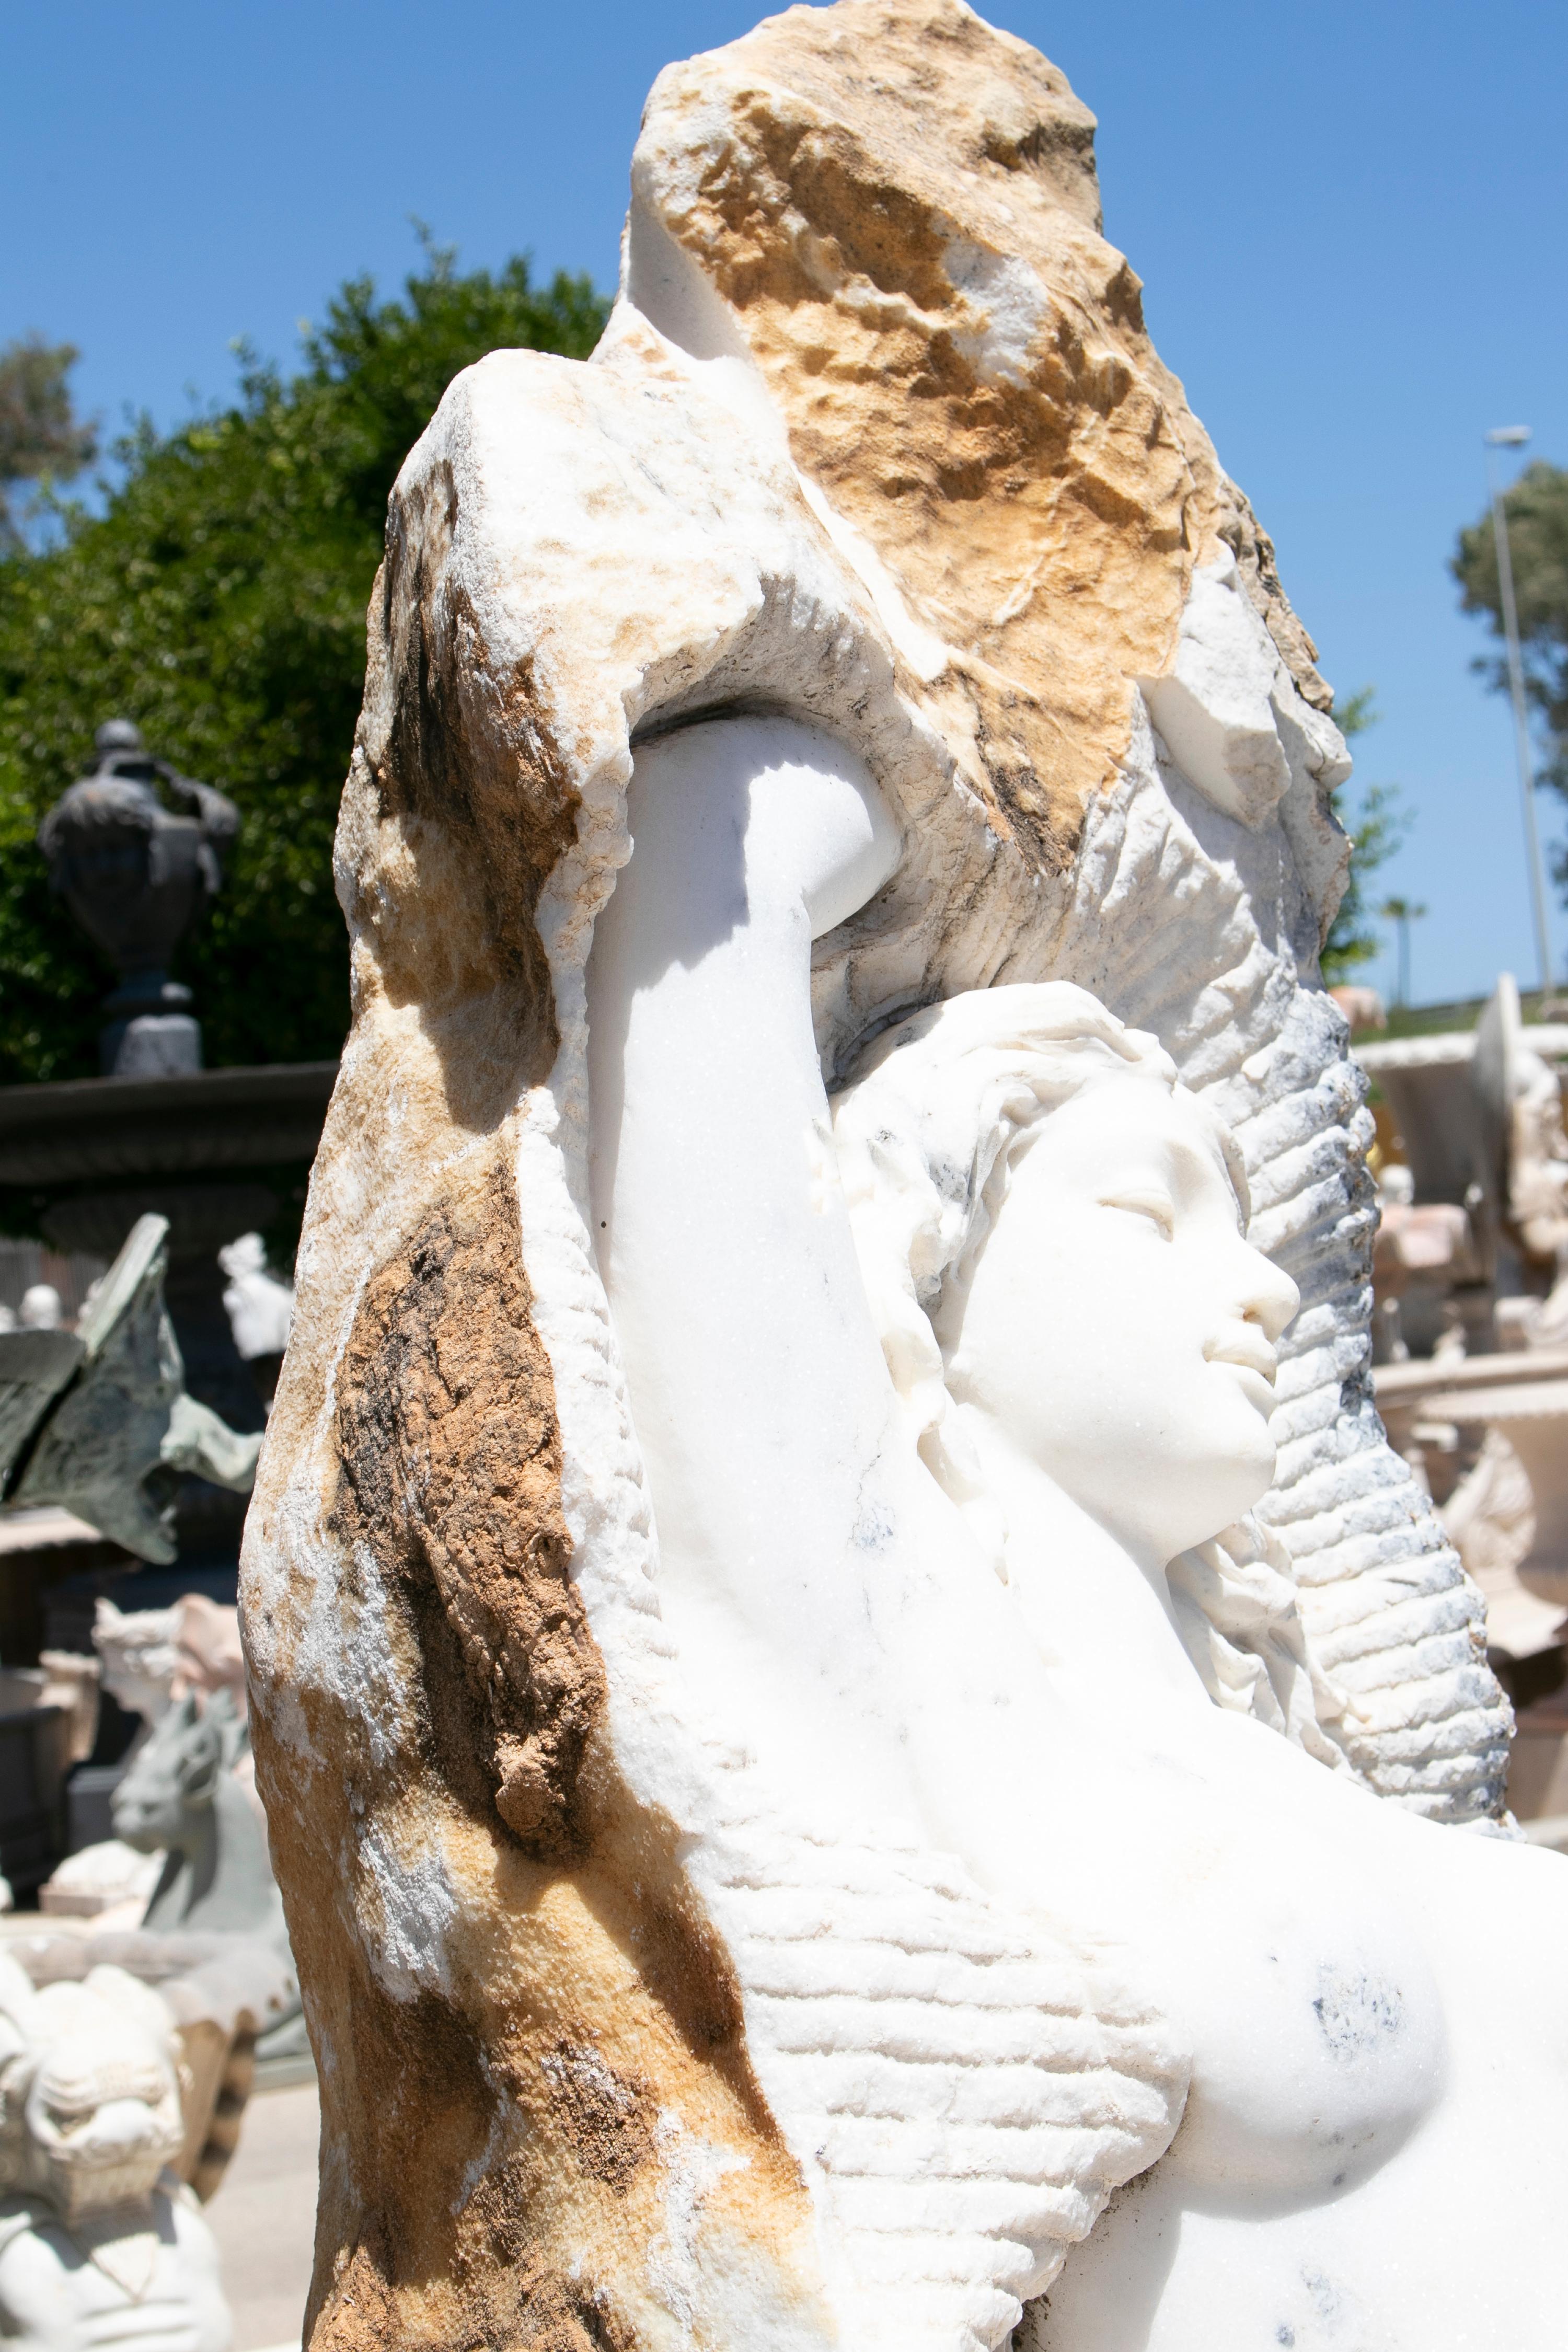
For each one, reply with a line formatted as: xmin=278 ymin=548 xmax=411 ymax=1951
xmin=1143 ymin=558 xmax=1293 ymax=825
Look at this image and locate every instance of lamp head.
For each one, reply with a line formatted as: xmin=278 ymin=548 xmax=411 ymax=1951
xmin=1485 ymin=425 xmax=1532 ymax=447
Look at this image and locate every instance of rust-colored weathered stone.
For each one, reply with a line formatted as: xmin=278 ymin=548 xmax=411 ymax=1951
xmin=628 ymin=0 xmax=1329 ymax=868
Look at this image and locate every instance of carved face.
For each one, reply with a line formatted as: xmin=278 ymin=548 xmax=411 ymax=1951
xmin=22 ymin=2036 xmax=182 ymax=2221
xmin=6 ymin=1986 xmax=185 ymax=2224
xmin=111 ymin=1692 xmax=223 ymax=1852
xmin=937 ymin=1070 xmax=1299 ymax=1562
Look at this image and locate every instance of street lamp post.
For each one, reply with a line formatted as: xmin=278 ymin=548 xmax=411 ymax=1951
xmin=1485 ymin=425 xmax=1554 ymax=1001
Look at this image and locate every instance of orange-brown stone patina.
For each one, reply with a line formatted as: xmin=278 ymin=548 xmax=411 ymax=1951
xmin=245 ymin=455 xmax=831 ymax=2345
xmin=627 ymin=0 xmax=1329 ymax=867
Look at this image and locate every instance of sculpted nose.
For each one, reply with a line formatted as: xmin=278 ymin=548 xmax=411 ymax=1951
xmin=1238 ymin=1241 xmax=1299 ymax=1345
xmin=86 ymin=2101 xmax=159 ymax=2155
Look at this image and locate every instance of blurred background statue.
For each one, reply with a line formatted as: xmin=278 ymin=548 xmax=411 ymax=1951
xmin=0 ymin=1955 xmax=230 ymax=2352
xmin=37 ymin=723 xmax=239 ymax=1079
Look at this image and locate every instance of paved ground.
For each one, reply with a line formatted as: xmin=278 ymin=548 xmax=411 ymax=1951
xmin=205 ymin=2078 xmax=320 ymax=2352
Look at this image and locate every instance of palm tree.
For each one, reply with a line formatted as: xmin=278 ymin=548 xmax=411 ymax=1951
xmin=1379 ymin=896 xmax=1428 ymax=1009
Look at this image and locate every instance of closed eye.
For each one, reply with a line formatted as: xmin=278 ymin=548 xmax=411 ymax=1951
xmin=1099 ymin=1192 xmax=1175 ymax=1239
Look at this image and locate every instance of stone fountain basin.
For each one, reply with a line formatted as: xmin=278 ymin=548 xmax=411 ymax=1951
xmin=0 ymin=1062 xmax=338 ymax=1461
xmin=0 ymin=1064 xmax=338 ymax=1190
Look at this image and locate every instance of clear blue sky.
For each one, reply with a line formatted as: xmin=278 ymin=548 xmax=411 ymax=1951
xmin=6 ymin=0 xmax=1564 ymax=1010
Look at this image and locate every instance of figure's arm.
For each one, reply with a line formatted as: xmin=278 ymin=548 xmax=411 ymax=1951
xmin=585 ymin=712 xmax=1090 ymax=1868
xmin=158 ymin=764 xmax=241 ymax=850
xmin=585 ymin=714 xmax=1186 ymax=2337
xmin=586 ymin=714 xmax=912 ymax=1805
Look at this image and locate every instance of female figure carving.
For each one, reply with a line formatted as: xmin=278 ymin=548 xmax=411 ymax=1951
xmin=583 ymin=716 xmax=1568 ymax=2348
xmin=832 ymin=985 xmax=1568 ymax=2349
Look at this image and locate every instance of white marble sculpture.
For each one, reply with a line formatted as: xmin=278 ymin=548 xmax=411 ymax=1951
xmin=93 ymin=1596 xmax=247 ymax=1732
xmin=838 ymin=985 xmax=1568 ymax=2345
xmin=111 ymin=1691 xmax=282 ymax=1942
xmin=91 ymin=1602 xmax=183 ymax=1733
xmin=0 ymin=1955 xmax=229 ymax=2352
xmin=37 ymin=1842 xmax=161 ymax=1925
xmin=586 ymin=723 xmax=1568 ymax=2349
xmin=48 ymin=1600 xmax=260 ymax=1930
xmin=242 ymin=8 xmax=1566 ymax=2347
xmin=217 ymin=1235 xmax=293 ymax=1365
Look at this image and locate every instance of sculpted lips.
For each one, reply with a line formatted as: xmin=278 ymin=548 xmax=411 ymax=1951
xmin=1205 ymin=1329 xmax=1277 ymax=1387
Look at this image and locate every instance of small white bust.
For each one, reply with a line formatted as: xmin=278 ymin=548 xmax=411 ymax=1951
xmin=0 ymin=1957 xmax=230 ymax=2352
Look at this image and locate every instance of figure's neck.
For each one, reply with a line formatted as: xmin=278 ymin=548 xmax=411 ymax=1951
xmin=71 ymin=2193 xmax=158 ymax=2242
xmin=146 ymin=1807 xmax=215 ymax=1929
xmin=954 ymin=1409 xmax=1209 ymax=1721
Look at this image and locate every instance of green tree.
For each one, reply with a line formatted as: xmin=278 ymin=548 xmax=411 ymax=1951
xmin=1321 ymin=689 xmax=1409 ymax=984
xmin=0 ymin=337 xmax=97 ymax=548
xmin=0 ymin=244 xmax=607 ymax=1086
xmin=1453 ymin=461 xmax=1568 ymax=809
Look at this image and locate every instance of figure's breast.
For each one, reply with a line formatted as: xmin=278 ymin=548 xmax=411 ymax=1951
xmin=1148 ymin=1795 xmax=1448 ymax=2197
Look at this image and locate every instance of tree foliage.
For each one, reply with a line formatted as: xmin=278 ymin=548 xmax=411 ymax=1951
xmin=0 ymin=337 xmax=98 ymax=550
xmin=1321 ymin=689 xmax=1409 ymax=984
xmin=0 ymin=248 xmax=607 ymax=1085
xmin=1453 ymin=461 xmax=1568 ymax=811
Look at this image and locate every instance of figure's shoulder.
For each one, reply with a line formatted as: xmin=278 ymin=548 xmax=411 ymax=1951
xmin=156 ymin=2178 xmax=224 ymax=2273
xmin=55 ymin=774 xmax=159 ymax=824
xmin=0 ymin=2196 xmax=62 ymax=2259
xmin=0 ymin=2198 xmax=85 ymax=2350
xmin=152 ymin=2181 xmax=229 ymax=2347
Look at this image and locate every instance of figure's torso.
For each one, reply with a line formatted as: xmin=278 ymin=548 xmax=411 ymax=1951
xmin=1032 ymin=1707 xmax=1568 ymax=2350
xmin=0 ymin=2188 xmax=230 ymax=2352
